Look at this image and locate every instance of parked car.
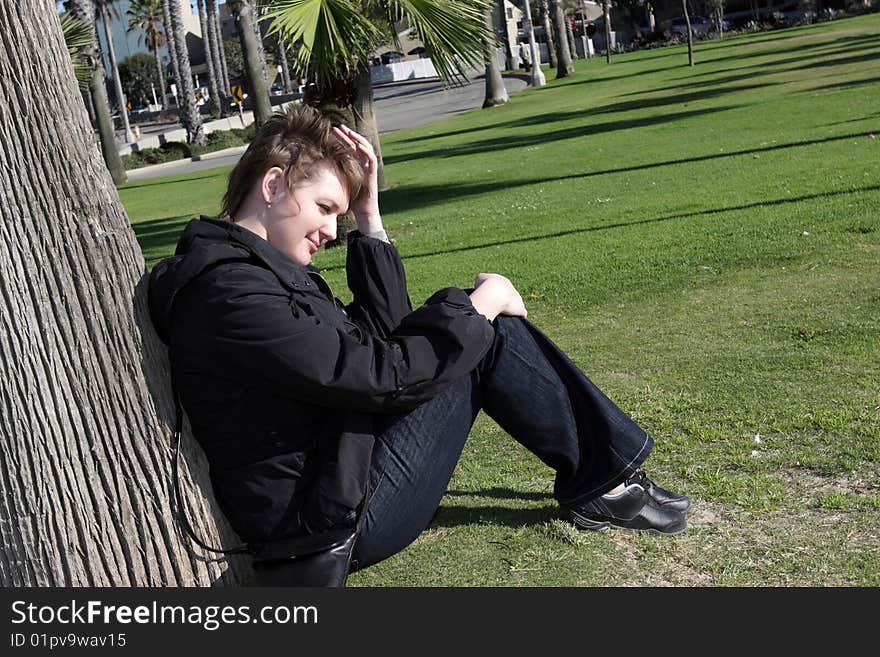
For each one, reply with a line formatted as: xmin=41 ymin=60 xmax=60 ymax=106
xmin=664 ymin=15 xmax=712 ymax=37
xmin=379 ymin=50 xmax=405 ymax=65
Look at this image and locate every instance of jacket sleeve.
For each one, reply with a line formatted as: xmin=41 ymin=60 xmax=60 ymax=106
xmin=177 ymin=264 xmax=495 ymax=414
xmin=343 ymin=231 xmax=413 ymax=338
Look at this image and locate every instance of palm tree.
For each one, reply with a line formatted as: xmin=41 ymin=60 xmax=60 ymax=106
xmin=482 ymin=9 xmax=508 ymax=108
xmin=603 ymin=0 xmax=613 ymax=63
xmin=206 ymin=0 xmax=231 ymax=107
xmin=160 ymin=0 xmax=182 ymax=106
xmin=228 ymin=1 xmax=273 ymax=126
xmin=681 ymin=0 xmax=695 ymax=66
xmin=2 ymin=2 xmax=252 ymax=585
xmin=196 ymin=0 xmax=221 ymax=115
xmin=263 ymin=0 xmax=491 ymax=190
xmin=167 ymin=0 xmax=206 ymax=144
xmin=67 ymin=0 xmax=128 ymax=185
xmin=549 ymin=0 xmax=574 ymax=77
xmin=97 ymin=1 xmax=135 ymax=143
xmin=208 ymin=0 xmax=232 ymax=92
xmin=60 ymin=11 xmax=95 ymax=87
xmin=539 ymin=0 xmax=558 ymax=69
xmin=126 ymin=0 xmax=168 ymax=108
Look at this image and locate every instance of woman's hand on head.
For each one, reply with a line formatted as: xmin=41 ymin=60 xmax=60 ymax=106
xmin=470 ymin=273 xmax=527 ymax=322
xmin=332 ymin=124 xmax=382 ymax=234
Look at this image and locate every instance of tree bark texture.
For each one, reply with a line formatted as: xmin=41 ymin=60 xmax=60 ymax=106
xmin=538 ymin=0 xmax=558 ymax=69
xmin=168 ymin=0 xmax=206 ymax=144
xmin=196 ymin=0 xmax=220 ymax=115
xmin=352 ymin=64 xmax=387 ymax=192
xmin=205 ymin=0 xmax=229 ymax=113
xmin=211 ymin=1 xmax=232 ymax=92
xmin=153 ymin=41 xmax=167 ymax=108
xmin=252 ymin=9 xmax=271 ymax=92
xmin=277 ymin=40 xmax=293 ymax=94
xmin=565 ymin=11 xmax=578 ymax=60
xmin=550 ymin=0 xmax=574 ymax=77
xmin=161 ymin=0 xmax=182 ymax=107
xmin=0 ymin=2 xmax=251 ymax=586
xmin=232 ymin=1 xmax=272 ymax=126
xmin=482 ymin=11 xmax=509 ymax=108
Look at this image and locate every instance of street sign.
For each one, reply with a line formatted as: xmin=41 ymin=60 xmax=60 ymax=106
xmin=231 ymin=85 xmax=243 ymax=103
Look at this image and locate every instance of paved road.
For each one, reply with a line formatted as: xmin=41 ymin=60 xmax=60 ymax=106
xmin=126 ymin=75 xmax=527 ymax=182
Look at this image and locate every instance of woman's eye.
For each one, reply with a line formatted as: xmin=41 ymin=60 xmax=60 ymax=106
xmin=319 ymin=204 xmax=331 ymax=214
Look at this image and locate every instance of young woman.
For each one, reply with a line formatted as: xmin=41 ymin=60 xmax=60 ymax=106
xmin=148 ymin=105 xmax=690 ymax=580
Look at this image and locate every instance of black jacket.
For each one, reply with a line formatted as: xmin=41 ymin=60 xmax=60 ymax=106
xmin=148 ymin=217 xmax=495 ymax=543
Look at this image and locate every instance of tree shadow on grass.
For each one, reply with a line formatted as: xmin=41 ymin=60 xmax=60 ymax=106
xmin=385 ymin=105 xmax=736 ymax=165
xmin=368 ymin=130 xmax=879 ymax=224
xmin=131 ymin=214 xmax=194 ymax=264
xmin=663 ymin=36 xmax=880 ymax=84
xmin=445 ymin=488 xmax=555 ymax=502
xmin=397 ymin=84 xmax=766 ymax=147
xmin=808 ymin=76 xmax=880 ymax=93
xmin=371 ymin=183 xmax=880 ymax=268
xmin=406 ymin=185 xmax=880 ymax=260
xmin=428 ymin=503 xmax=561 ymax=530
xmin=120 ymin=169 xmax=229 ymax=191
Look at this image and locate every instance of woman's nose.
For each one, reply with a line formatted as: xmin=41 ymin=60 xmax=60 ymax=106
xmin=320 ymin=218 xmax=337 ymax=243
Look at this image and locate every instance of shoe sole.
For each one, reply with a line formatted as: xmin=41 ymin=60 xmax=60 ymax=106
xmin=568 ymin=509 xmax=687 ymax=537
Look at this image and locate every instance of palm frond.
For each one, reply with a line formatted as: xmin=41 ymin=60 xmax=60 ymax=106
xmin=384 ymin=0 xmax=491 ymax=83
xmin=60 ymin=11 xmax=95 ymax=88
xmin=263 ymin=0 xmax=385 ymax=85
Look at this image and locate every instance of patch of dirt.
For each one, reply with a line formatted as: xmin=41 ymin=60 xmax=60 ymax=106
xmin=772 ymin=465 xmax=880 ymax=503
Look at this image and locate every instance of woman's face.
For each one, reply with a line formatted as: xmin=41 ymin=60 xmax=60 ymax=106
xmin=264 ymin=164 xmax=348 ymax=266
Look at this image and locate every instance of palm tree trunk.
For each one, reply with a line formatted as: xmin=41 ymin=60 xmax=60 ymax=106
xmin=565 ymin=11 xmax=578 ymax=59
xmin=168 ymin=0 xmax=206 ymax=144
xmin=603 ymin=0 xmax=613 ymax=63
xmin=482 ymin=11 xmax=509 ymax=108
xmin=252 ymin=7 xmax=271 ymax=93
xmin=205 ymin=0 xmax=228 ymax=114
xmin=196 ymin=0 xmax=220 ymax=115
xmin=100 ymin=3 xmax=134 ymax=144
xmin=231 ymin=0 xmax=272 ymax=126
xmin=70 ymin=0 xmax=127 ymax=185
xmin=153 ymin=40 xmax=167 ymax=108
xmin=352 ymin=63 xmax=387 ymax=191
xmin=550 ymin=0 xmax=574 ymax=78
xmin=539 ymin=0 xmax=558 ymax=69
xmin=161 ymin=0 xmax=182 ymax=107
xmin=91 ymin=60 xmax=128 ymax=185
xmin=0 ymin=1 xmax=254 ymax=586
xmin=278 ymin=39 xmax=293 ymax=93
xmin=211 ymin=0 xmax=232 ymax=92
xmin=682 ymin=0 xmax=695 ymax=66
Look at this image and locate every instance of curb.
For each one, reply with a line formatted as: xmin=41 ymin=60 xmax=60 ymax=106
xmin=124 ymin=144 xmax=248 ymax=176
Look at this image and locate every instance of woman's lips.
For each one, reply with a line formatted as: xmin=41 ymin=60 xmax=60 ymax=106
xmin=306 ymin=238 xmax=320 ymax=254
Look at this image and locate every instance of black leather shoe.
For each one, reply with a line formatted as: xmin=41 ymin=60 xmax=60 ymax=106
xmin=626 ymin=469 xmax=692 ymax=513
xmin=565 ymin=484 xmax=687 ymax=536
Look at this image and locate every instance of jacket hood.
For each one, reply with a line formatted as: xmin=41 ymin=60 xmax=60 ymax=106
xmin=148 ymin=216 xmax=309 ymax=344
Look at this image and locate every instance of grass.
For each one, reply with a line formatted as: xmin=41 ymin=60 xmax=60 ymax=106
xmin=119 ymin=14 xmax=880 ymax=586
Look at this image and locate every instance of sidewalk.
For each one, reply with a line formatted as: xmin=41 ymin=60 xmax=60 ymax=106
xmin=124 ymin=145 xmax=248 ymax=182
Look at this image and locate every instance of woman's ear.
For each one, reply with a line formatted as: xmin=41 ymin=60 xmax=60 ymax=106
xmin=260 ymin=167 xmax=285 ymax=205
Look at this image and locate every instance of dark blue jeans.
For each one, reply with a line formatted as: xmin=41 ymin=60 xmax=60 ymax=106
xmin=351 ymin=316 xmax=654 ymax=569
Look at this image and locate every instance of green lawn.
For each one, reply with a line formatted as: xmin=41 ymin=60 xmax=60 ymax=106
xmin=119 ymin=14 xmax=880 ymax=586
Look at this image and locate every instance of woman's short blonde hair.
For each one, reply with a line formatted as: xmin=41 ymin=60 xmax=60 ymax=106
xmin=222 ymin=105 xmax=364 ymax=220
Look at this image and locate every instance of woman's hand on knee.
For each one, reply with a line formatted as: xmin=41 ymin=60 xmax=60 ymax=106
xmin=469 ymin=273 xmax=527 ymax=321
